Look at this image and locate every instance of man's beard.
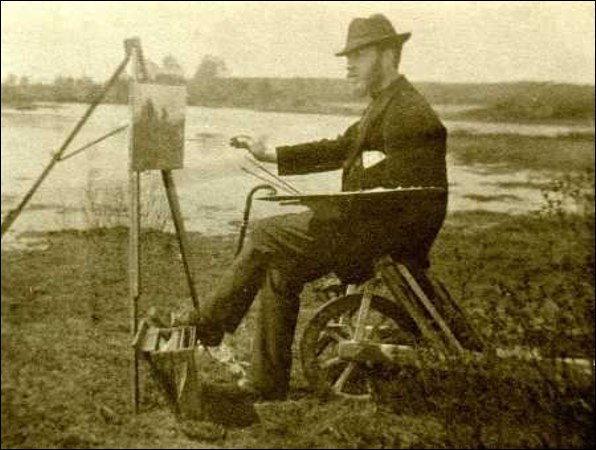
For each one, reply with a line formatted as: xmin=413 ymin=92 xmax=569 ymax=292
xmin=352 ymin=56 xmax=384 ymax=99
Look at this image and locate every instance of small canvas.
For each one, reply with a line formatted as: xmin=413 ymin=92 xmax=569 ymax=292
xmin=130 ymin=83 xmax=186 ymax=172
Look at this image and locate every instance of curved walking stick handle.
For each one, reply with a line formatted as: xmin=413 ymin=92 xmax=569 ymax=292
xmin=236 ymin=184 xmax=278 ymax=257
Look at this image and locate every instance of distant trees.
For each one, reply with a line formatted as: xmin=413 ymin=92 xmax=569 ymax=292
xmin=4 ymin=74 xmax=18 ymax=86
xmin=192 ymin=56 xmax=228 ymax=84
xmin=52 ymin=76 xmax=76 ymax=102
xmin=154 ymin=55 xmax=186 ymax=86
xmin=188 ymin=56 xmax=230 ymax=105
xmin=1 ymin=74 xmax=32 ymax=104
xmin=255 ymin=80 xmax=275 ymax=107
xmin=1 ymin=66 xmax=594 ymax=122
xmin=0 ymin=75 xmax=129 ymax=105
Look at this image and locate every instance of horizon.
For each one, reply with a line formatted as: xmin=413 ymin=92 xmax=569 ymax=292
xmin=1 ymin=1 xmax=595 ymax=85
xmin=2 ymin=73 xmax=596 ymax=88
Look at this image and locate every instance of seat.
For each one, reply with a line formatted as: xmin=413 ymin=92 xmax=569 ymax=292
xmin=372 ymin=255 xmax=485 ymax=353
xmin=317 ymin=253 xmax=485 ymax=353
xmin=300 ymin=254 xmax=486 ymax=398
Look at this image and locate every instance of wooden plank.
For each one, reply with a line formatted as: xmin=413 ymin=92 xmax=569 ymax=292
xmin=340 ymin=341 xmax=594 ymax=385
xmin=396 ymin=263 xmax=465 ymax=354
xmin=143 ymin=328 xmax=161 ymax=352
xmin=427 ymin=276 xmax=486 ymax=351
xmin=146 ymin=355 xmax=180 ymax=413
xmin=353 ymin=281 xmax=374 ymax=341
xmin=338 ymin=341 xmax=414 ymax=365
xmin=376 ymin=256 xmax=446 ymax=351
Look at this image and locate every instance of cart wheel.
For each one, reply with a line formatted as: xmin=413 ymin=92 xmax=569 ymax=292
xmin=300 ymin=294 xmax=420 ymax=400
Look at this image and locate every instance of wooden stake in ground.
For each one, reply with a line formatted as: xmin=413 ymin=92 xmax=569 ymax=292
xmin=127 ymin=38 xmax=145 ymax=415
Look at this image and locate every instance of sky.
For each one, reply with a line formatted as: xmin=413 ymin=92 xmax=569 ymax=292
xmin=1 ymin=1 xmax=595 ymax=84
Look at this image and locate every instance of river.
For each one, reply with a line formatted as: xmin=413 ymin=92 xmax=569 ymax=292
xmin=1 ymin=103 xmax=593 ymax=250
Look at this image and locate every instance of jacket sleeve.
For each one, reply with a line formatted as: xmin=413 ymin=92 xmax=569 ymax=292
xmin=360 ymin=96 xmax=448 ymax=189
xmin=276 ymin=122 xmax=359 ymax=176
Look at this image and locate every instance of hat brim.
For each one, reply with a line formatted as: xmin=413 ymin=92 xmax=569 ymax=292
xmin=335 ymin=32 xmax=411 ymax=57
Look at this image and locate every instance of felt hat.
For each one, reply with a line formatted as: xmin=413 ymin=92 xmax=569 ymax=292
xmin=336 ymin=14 xmax=411 ymax=57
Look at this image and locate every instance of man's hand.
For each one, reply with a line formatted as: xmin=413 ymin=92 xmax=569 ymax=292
xmin=230 ymin=135 xmax=277 ymax=163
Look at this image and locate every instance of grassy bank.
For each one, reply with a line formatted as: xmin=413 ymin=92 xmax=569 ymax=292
xmin=448 ymin=132 xmax=595 ymax=173
xmin=2 ymin=196 xmax=594 ymax=448
xmin=2 ymin=123 xmax=595 ymax=448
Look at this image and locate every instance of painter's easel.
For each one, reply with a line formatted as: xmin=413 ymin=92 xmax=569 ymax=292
xmin=125 ymin=38 xmax=200 ymax=414
xmin=0 ymin=38 xmax=198 ymax=413
xmin=0 ymin=47 xmax=132 ymax=240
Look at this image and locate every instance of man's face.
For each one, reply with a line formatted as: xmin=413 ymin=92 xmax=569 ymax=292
xmin=346 ymin=46 xmax=383 ymax=98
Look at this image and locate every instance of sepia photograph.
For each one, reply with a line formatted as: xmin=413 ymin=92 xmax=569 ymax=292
xmin=1 ymin=1 xmax=594 ymax=448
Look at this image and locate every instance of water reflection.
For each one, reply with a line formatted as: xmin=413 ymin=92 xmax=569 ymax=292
xmin=1 ymin=103 xmax=593 ymax=247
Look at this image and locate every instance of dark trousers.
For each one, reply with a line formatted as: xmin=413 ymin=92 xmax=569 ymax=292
xmin=201 ymin=208 xmax=443 ymax=399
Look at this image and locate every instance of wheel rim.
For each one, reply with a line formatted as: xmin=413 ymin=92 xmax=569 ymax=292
xmin=301 ymin=294 xmax=419 ymax=400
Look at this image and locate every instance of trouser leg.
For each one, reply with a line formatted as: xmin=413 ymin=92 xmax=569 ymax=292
xmin=243 ymin=214 xmax=338 ymax=399
xmin=201 ymin=211 xmax=337 ymax=332
xmin=200 ymin=212 xmax=337 ymax=397
xmin=200 ymin=240 xmax=268 ymax=333
xmin=250 ymin=263 xmax=306 ymax=400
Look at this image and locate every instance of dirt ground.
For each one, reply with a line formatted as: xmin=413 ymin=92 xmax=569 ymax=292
xmin=2 ymin=206 xmax=594 ymax=449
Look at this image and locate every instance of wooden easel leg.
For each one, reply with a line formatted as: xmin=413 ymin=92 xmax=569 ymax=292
xmin=129 ymin=170 xmax=141 ymax=414
xmin=130 ymin=171 xmax=141 ymax=413
xmin=0 ymin=54 xmax=131 ymax=240
xmin=161 ymin=170 xmax=200 ymax=312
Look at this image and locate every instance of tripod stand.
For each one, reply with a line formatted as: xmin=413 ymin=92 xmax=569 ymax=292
xmin=1 ymin=38 xmax=200 ymax=414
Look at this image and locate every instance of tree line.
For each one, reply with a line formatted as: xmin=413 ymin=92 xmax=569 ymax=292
xmin=2 ymin=55 xmax=594 ymax=121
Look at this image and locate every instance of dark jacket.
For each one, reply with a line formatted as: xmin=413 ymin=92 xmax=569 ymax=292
xmin=275 ymin=76 xmax=448 ymax=273
xmin=277 ymin=76 xmax=447 ymax=192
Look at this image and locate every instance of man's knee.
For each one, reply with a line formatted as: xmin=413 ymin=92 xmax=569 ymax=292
xmin=250 ymin=211 xmax=315 ymax=256
xmin=251 ymin=218 xmax=278 ymax=249
xmin=264 ymin=264 xmax=304 ymax=300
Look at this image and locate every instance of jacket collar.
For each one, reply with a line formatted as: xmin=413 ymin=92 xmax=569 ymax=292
xmin=343 ymin=75 xmax=407 ymax=172
xmin=371 ymin=74 xmax=406 ymax=100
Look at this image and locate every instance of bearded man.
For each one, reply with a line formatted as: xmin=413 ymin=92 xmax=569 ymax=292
xmin=195 ymin=14 xmax=448 ymax=401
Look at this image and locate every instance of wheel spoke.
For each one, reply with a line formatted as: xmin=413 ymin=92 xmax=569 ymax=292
xmin=316 ymin=328 xmax=347 ymax=356
xmin=365 ymin=379 xmax=375 ymax=396
xmin=333 ymin=362 xmax=357 ymax=393
xmin=324 ymin=329 xmax=348 ymax=343
xmin=369 ymin=316 xmax=390 ymax=336
xmin=316 ymin=337 xmax=334 ymax=357
xmin=321 ymin=357 xmax=344 ymax=370
xmin=338 ymin=313 xmax=357 ymax=338
xmin=301 ymin=294 xmax=419 ymax=398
